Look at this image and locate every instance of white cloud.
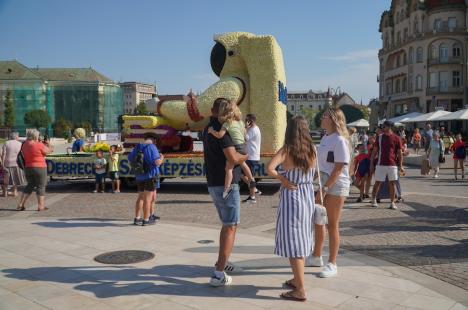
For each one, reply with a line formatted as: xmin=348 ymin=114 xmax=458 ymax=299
xmin=322 ymin=49 xmax=379 ymax=63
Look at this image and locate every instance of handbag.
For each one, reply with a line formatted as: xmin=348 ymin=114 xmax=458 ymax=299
xmin=16 ymin=143 xmax=25 ymax=170
xmin=314 ymin=150 xmax=328 ymax=226
xmin=438 ymin=141 xmax=445 ymax=164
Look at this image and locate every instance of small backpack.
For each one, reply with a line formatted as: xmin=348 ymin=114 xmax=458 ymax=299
xmin=130 ymin=144 xmax=149 ymax=175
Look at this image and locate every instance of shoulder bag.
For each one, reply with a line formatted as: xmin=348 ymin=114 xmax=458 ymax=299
xmin=16 ymin=142 xmax=25 ymax=170
xmin=314 ymin=149 xmax=328 ymax=226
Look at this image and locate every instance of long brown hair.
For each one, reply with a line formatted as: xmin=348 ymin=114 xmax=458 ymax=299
xmin=283 ymin=116 xmax=316 ymax=172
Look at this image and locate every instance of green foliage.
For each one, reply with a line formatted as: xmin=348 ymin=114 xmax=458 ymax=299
xmin=301 ymin=107 xmax=319 ymax=130
xmin=134 ymin=101 xmax=148 ymax=115
xmin=340 ymin=104 xmax=364 ymax=124
xmin=315 ymin=109 xmax=325 ymax=128
xmin=359 ymin=106 xmax=370 ymax=121
xmin=53 ymin=118 xmax=73 ymax=138
xmin=4 ymin=90 xmax=14 ymax=128
xmin=24 ymin=109 xmax=51 ymax=129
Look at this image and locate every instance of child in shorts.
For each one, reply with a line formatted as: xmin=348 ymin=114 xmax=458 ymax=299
xmin=108 ymin=145 xmax=120 ymax=193
xmin=353 ymin=144 xmax=370 ymax=202
xmin=208 ymin=100 xmax=255 ymax=199
xmin=93 ymin=150 xmax=107 ymax=193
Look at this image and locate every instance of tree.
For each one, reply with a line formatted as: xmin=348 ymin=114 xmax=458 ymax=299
xmin=340 ymin=104 xmax=365 ymax=123
xmin=53 ymin=118 xmax=73 ymax=138
xmin=4 ymin=90 xmax=14 ymax=128
xmin=315 ymin=109 xmax=325 ymax=128
xmin=24 ymin=109 xmax=51 ymax=130
xmin=301 ymin=107 xmax=319 ymax=130
xmin=134 ymin=101 xmax=148 ymax=115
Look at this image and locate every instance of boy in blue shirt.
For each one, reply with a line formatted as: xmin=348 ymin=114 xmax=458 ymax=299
xmin=128 ymin=134 xmax=164 ymax=226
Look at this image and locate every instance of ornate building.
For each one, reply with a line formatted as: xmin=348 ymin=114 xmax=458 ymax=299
xmin=378 ymin=0 xmax=468 ymax=125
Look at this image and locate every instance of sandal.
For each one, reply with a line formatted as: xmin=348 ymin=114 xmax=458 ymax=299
xmin=37 ymin=207 xmax=49 ymax=212
xmin=283 ymin=279 xmax=296 ymax=289
xmin=17 ymin=205 xmax=25 ymax=211
xmin=280 ymin=291 xmax=307 ymax=302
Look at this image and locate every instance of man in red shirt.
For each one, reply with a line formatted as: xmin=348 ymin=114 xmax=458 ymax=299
xmin=370 ymin=121 xmax=405 ymax=210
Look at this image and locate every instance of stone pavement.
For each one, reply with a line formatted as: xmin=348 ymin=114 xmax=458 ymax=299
xmin=0 ymin=218 xmax=467 ymax=310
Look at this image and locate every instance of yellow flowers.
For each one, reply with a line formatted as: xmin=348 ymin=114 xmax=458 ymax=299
xmin=83 ymin=142 xmax=110 ymax=153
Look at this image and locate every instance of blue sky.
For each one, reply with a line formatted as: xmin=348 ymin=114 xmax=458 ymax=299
xmin=0 ymin=0 xmax=390 ymax=103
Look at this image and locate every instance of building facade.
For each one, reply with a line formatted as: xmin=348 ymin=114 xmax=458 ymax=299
xmin=119 ymin=82 xmax=157 ymax=114
xmin=378 ymin=0 xmax=468 ymax=125
xmin=286 ymin=90 xmax=333 ymax=115
xmin=0 ymin=60 xmax=123 ymax=134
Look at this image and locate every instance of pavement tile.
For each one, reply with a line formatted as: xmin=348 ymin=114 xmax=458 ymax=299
xmin=400 ymin=294 xmax=456 ymax=310
xmin=0 ymin=291 xmax=49 ymax=310
xmin=305 ymin=287 xmax=354 ymax=307
xmin=450 ymin=303 xmax=468 ymax=310
xmin=338 ymin=296 xmax=397 ymax=310
xmin=40 ymin=293 xmax=114 ymax=310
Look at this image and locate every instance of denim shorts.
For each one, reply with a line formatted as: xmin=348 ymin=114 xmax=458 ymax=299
xmin=95 ymin=173 xmax=106 ymax=184
xmin=320 ymin=172 xmax=350 ymax=197
xmin=208 ymin=184 xmax=240 ymax=226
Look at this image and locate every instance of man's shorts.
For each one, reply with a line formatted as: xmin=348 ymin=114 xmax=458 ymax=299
xmin=320 ymin=172 xmax=350 ymax=197
xmin=137 ymin=178 xmax=155 ymax=192
xmin=208 ymin=184 xmax=240 ymax=226
xmin=109 ymin=171 xmax=119 ymax=180
xmin=95 ymin=173 xmax=106 ymax=184
xmin=375 ymin=165 xmax=398 ymax=182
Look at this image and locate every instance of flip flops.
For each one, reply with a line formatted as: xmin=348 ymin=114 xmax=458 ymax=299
xmin=283 ymin=279 xmax=296 ymax=289
xmin=280 ymin=290 xmax=307 ymax=302
xmin=37 ymin=207 xmax=49 ymax=212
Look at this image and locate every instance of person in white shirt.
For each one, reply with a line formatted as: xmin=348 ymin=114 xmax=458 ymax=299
xmin=242 ymin=114 xmax=262 ymax=203
xmin=307 ymin=106 xmax=351 ymax=279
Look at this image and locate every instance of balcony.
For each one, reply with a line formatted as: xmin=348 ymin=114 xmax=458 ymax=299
xmin=426 ymin=86 xmax=463 ymax=95
xmin=428 ymin=56 xmax=463 ymax=66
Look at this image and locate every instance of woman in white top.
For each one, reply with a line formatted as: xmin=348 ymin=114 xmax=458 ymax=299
xmin=307 ymin=106 xmax=351 ymax=278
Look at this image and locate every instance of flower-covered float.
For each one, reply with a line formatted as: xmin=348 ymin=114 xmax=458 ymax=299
xmin=123 ymin=31 xmax=287 ymax=154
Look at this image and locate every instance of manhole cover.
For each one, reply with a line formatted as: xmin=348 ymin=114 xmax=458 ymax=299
xmin=198 ymin=240 xmax=214 ymax=244
xmin=94 ymin=250 xmax=155 ymax=264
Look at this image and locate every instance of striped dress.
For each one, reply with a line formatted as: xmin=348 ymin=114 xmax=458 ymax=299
xmin=275 ymin=168 xmax=315 ymax=258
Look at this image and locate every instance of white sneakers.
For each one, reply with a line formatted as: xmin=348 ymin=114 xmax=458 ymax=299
xmin=371 ymin=199 xmax=379 ymax=208
xmin=389 ymin=202 xmax=398 ymax=210
xmin=319 ymin=262 xmax=338 ymax=278
xmin=209 ymin=271 xmax=232 ymax=287
xmin=305 ymin=255 xmax=324 ymax=267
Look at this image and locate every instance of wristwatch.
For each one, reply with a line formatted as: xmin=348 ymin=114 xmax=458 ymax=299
xmin=322 ymin=185 xmax=329 ymax=193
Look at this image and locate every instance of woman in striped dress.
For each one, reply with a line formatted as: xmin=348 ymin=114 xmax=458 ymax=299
xmin=267 ymin=116 xmax=316 ymax=302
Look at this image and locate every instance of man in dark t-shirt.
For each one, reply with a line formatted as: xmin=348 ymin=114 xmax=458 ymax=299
xmin=370 ymin=120 xmax=404 ymax=210
xmin=203 ymin=98 xmax=247 ymax=287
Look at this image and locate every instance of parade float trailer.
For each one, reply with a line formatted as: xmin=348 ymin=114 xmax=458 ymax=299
xmin=46 ymin=32 xmax=288 ymax=185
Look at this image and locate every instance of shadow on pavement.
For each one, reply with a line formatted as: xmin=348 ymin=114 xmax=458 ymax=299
xmin=31 ymin=218 xmax=130 ymax=228
xmin=1 ymin=265 xmax=279 ymax=300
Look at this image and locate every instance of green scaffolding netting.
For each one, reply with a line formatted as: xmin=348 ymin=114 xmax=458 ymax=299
xmin=1 ymin=82 xmax=122 ymax=135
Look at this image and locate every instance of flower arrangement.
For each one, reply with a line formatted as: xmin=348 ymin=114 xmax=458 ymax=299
xmin=83 ymin=142 xmax=111 ymax=153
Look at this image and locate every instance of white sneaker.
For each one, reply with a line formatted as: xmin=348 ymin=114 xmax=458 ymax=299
xmin=434 ymin=174 xmax=439 ymax=178
xmin=305 ymin=255 xmax=323 ymax=267
xmin=371 ymin=199 xmax=379 ymax=208
xmin=389 ymin=203 xmax=398 ymax=210
xmin=319 ymin=262 xmax=338 ymax=278
xmin=209 ymin=272 xmax=232 ymax=287
xmin=215 ymin=261 xmax=243 ymax=274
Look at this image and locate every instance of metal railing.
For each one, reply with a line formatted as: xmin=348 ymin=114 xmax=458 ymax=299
xmin=426 ymin=86 xmax=463 ymax=95
xmin=428 ymin=56 xmax=463 ymax=65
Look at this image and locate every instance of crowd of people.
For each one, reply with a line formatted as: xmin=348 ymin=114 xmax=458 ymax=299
xmin=1 ymin=99 xmax=467 ymax=302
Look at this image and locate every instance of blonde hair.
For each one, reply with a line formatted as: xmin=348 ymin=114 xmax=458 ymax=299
xmin=325 ymin=106 xmax=349 ymax=139
xmin=74 ymin=128 xmax=86 ymax=139
xmin=218 ymin=100 xmax=242 ymax=124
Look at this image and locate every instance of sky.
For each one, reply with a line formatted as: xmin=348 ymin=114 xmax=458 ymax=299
xmin=0 ymin=0 xmax=390 ymax=104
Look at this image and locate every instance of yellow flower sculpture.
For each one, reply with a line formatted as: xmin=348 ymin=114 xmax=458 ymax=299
xmin=123 ymin=32 xmax=287 ymax=153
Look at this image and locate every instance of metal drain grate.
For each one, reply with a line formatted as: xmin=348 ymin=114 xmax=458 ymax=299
xmin=94 ymin=250 xmax=155 ymax=264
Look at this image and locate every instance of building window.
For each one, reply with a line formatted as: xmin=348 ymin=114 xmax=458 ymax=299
xmin=448 ymin=17 xmax=457 ymax=30
xmin=403 ymin=52 xmax=407 ymax=65
xmin=434 ymin=19 xmax=442 ymax=32
xmin=431 ymin=45 xmax=438 ymax=59
xmin=409 ymin=47 xmax=414 ymax=63
xmin=291 ymin=105 xmax=295 ymax=111
xmin=396 ymin=12 xmax=400 ymax=24
xmin=396 ymin=79 xmax=401 ymax=93
xmin=396 ymin=55 xmax=401 ymax=67
xmin=408 ymin=74 xmax=413 ymax=91
xmin=440 ymin=44 xmax=449 ymax=62
xmin=416 ymin=75 xmax=422 ymax=90
xmin=453 ymin=71 xmax=461 ymax=87
xmin=414 ymin=18 xmax=419 ymax=34
xmin=386 ymin=82 xmax=392 ymax=95
xmin=429 ymin=72 xmax=438 ymax=88
xmin=453 ymin=44 xmax=461 ymax=57
xmin=404 ymin=28 xmax=408 ymax=41
xmin=416 ymin=47 xmax=423 ymax=63
xmin=402 ymin=77 xmax=407 ymax=92
xmin=397 ymin=32 xmax=401 ymax=44
xmin=318 ymin=105 xmax=322 ymax=110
